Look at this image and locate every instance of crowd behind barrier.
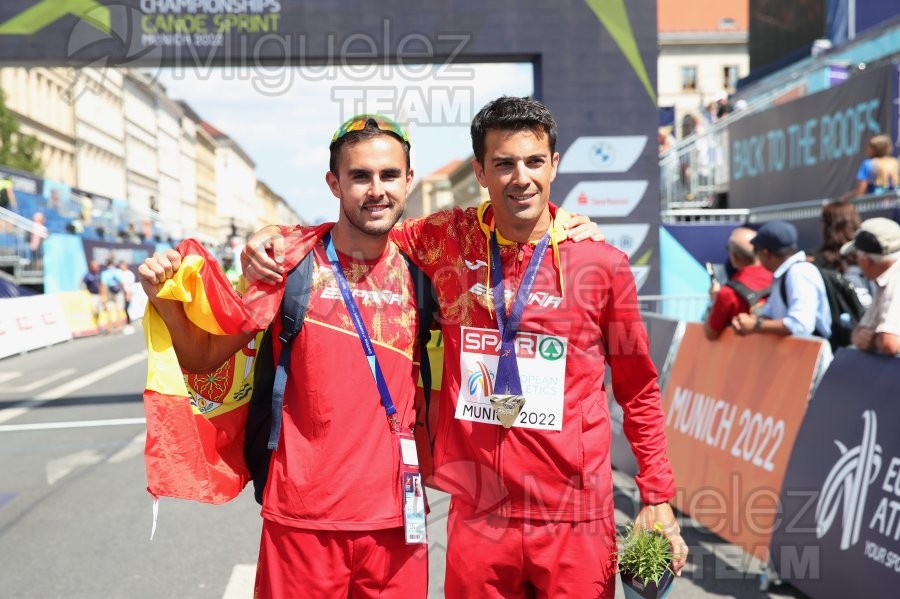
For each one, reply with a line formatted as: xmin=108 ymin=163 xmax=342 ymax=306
xmin=610 ymin=311 xmax=899 ymax=596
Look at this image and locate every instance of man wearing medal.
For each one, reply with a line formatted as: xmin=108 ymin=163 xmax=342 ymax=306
xmin=242 ymin=97 xmax=678 ymax=597
xmin=392 ymin=96 xmax=688 ymax=597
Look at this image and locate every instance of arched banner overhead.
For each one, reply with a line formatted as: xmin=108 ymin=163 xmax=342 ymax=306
xmin=0 ymin=0 xmax=661 ymax=291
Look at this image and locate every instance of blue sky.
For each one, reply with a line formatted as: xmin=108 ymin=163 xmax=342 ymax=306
xmin=157 ymin=63 xmax=533 ymax=225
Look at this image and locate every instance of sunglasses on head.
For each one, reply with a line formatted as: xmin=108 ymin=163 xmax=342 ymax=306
xmin=331 ymin=114 xmax=410 ymax=146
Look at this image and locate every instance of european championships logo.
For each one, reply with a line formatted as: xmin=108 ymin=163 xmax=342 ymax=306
xmin=0 ymin=1 xmax=165 ymax=103
xmin=815 ymin=410 xmax=882 ymax=551
xmin=467 ymin=362 xmax=495 ymax=398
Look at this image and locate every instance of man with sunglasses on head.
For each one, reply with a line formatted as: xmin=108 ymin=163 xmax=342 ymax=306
xmin=245 ymin=97 xmax=685 ymax=598
xmin=140 ymin=115 xmax=429 ymax=598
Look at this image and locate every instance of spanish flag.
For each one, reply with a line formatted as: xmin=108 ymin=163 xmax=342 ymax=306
xmin=143 ymin=227 xmax=329 ymax=504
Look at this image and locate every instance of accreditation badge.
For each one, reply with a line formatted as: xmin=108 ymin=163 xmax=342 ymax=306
xmin=398 ymin=431 xmax=426 ymax=544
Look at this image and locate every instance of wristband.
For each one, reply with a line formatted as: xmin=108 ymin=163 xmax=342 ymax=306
xmin=754 ymin=316 xmax=763 ymax=331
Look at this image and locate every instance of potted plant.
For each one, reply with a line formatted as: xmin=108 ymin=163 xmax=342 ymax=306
xmin=616 ymin=521 xmax=676 ymax=599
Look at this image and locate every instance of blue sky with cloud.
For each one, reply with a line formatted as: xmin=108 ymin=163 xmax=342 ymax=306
xmin=157 ymin=63 xmax=533 ymax=224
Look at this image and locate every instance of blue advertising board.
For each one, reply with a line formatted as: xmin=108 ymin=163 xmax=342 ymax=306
xmin=729 ymin=63 xmax=897 ymax=208
xmin=770 ymin=348 xmax=900 ymax=597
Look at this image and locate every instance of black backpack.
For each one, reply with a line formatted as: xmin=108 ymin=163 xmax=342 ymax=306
xmin=779 ymin=262 xmax=865 ymax=351
xmin=243 ymin=250 xmax=438 ymax=504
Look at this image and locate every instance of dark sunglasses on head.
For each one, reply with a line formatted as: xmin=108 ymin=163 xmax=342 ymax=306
xmin=331 ymin=114 xmax=410 ymax=147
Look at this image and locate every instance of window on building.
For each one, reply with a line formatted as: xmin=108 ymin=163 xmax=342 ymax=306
xmin=681 ymin=66 xmax=697 ymax=91
xmin=723 ymin=65 xmax=739 ymax=91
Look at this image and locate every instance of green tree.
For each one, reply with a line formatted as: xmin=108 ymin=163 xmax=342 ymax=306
xmin=0 ymin=87 xmax=42 ymax=175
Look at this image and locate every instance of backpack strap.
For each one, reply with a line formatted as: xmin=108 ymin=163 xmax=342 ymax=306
xmin=725 ymin=280 xmax=771 ymax=310
xmin=268 ymin=250 xmax=315 ymax=450
xmin=403 ymin=254 xmax=439 ymax=449
xmin=778 ymin=262 xmax=795 ymax=306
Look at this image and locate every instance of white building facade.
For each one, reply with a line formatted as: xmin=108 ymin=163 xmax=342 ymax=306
xmin=71 ymin=68 xmax=127 ymax=201
xmin=123 ymin=71 xmax=160 ymax=235
xmin=0 ymin=67 xmax=77 ymax=187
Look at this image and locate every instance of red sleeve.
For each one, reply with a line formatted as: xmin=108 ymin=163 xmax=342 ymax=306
xmin=240 ymin=223 xmax=331 ymax=331
xmin=390 ymin=210 xmax=466 ymax=277
xmin=706 ymin=286 xmax=740 ymax=332
xmin=603 ymin=252 xmax=676 ymax=504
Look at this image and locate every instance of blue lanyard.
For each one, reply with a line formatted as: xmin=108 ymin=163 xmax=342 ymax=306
xmin=324 ymin=232 xmax=398 ymax=429
xmin=489 ymin=231 xmax=551 ymax=395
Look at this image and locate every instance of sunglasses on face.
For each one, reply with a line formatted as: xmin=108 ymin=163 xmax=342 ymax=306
xmin=331 ymin=114 xmax=410 ymax=146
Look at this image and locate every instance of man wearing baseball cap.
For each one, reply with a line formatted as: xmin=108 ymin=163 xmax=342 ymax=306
xmin=841 ymin=217 xmax=900 ymax=355
xmin=732 ymin=220 xmax=831 ymax=338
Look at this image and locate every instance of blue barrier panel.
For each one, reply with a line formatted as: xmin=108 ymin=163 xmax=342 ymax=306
xmin=43 ymin=234 xmax=87 ymax=294
xmin=770 ymin=348 xmax=900 ymax=596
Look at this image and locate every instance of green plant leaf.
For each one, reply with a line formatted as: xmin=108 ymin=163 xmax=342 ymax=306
xmin=616 ymin=524 xmax=674 ymax=585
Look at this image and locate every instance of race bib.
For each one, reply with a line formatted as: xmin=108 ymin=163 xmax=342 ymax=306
xmin=456 ymin=326 xmax=567 ymax=430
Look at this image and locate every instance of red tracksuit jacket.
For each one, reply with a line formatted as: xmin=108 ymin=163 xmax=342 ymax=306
xmin=391 ymin=202 xmax=676 ymax=521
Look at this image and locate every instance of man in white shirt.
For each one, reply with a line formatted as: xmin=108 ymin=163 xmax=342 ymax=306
xmin=842 ymin=218 xmax=900 ymax=355
xmin=732 ymin=220 xmax=831 ymax=338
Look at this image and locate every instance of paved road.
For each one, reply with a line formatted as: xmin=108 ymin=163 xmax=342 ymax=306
xmin=0 ymin=328 xmax=809 ymax=598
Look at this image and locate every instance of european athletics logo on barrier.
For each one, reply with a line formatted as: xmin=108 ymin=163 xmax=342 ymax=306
xmin=815 ymin=410 xmax=882 ymax=551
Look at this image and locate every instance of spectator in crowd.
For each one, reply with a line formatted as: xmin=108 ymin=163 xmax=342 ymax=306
xmin=220 ymin=253 xmax=241 ymax=290
xmin=680 ymin=111 xmax=699 ymax=139
xmin=45 ymin=188 xmax=63 ymax=217
xmin=732 ymin=221 xmax=831 ymax=338
xmin=125 ymin=223 xmax=142 ymax=244
xmin=82 ymin=260 xmax=105 ymax=333
xmin=679 ymin=111 xmax=709 ymax=202
xmin=658 ymin=126 xmax=675 ymax=155
xmin=704 ymin=227 xmax=773 ymax=340
xmin=814 ymin=200 xmax=873 ymax=308
xmin=100 ymin=259 xmax=124 ymax=333
xmin=842 ymin=134 xmax=900 ymax=200
xmin=118 ymin=260 xmax=136 ymax=335
xmin=28 ymin=211 xmax=47 ymax=270
xmin=704 ymin=101 xmax=719 ymax=125
xmin=842 ymin=218 xmax=900 ymax=355
xmin=0 ymin=176 xmax=17 ymax=212
xmin=714 ymin=89 xmax=733 ymax=120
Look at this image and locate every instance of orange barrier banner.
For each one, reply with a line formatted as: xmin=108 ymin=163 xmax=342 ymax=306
xmin=662 ymin=323 xmax=828 ymax=562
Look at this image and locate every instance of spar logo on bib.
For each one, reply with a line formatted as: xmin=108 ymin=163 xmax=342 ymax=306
xmin=539 ymin=337 xmax=565 ymax=361
xmin=457 ymin=326 xmax=568 ymax=431
xmin=462 ymin=328 xmax=538 ymax=358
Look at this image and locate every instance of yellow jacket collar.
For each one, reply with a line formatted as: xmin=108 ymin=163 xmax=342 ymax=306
xmin=476 ymin=201 xmax=568 ymax=314
xmin=476 ymin=200 xmax=573 ymax=245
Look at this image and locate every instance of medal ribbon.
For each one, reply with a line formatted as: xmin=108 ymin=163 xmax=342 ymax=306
xmin=489 ymin=231 xmax=551 ymax=395
xmin=324 ymin=232 xmax=398 ymax=426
